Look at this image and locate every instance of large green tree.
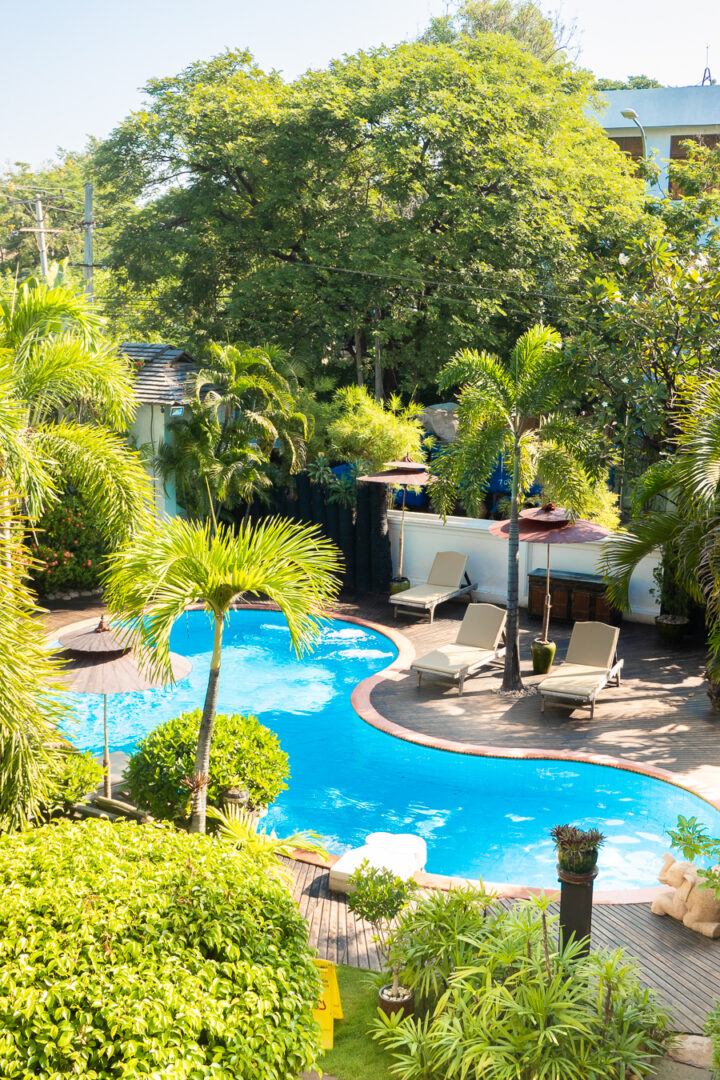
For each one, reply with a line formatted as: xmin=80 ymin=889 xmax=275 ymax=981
xmin=103 ymin=515 xmax=342 ymax=834
xmin=95 ymin=38 xmax=644 ymax=396
xmin=432 ymin=325 xmax=606 ymax=691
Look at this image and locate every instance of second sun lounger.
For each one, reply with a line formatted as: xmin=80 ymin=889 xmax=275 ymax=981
xmin=389 ymin=551 xmax=475 ymax=623
xmin=538 ymin=621 xmax=624 ymax=719
xmin=411 ymin=603 xmax=507 ymax=695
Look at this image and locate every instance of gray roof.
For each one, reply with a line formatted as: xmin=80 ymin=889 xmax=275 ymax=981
xmin=121 ymin=343 xmax=197 ymax=406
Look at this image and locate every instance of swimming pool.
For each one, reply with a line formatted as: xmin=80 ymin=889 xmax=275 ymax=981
xmin=65 ymin=608 xmax=720 ymax=891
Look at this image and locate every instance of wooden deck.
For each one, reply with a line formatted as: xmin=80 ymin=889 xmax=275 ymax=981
xmin=290 ymin=859 xmax=720 ymax=1035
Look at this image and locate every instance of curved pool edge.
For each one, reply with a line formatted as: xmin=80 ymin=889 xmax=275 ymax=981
xmin=49 ymin=607 xmax=707 ymax=905
xmin=348 ymin=615 xmax=720 ymax=905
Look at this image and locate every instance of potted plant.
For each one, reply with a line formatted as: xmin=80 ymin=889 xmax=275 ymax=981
xmin=551 ymin=824 xmax=605 ymax=876
xmin=347 ymin=860 xmax=416 ymax=1017
xmin=652 ymin=546 xmax=691 ymax=645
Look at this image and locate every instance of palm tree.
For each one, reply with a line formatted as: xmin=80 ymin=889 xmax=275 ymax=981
xmin=0 ymin=274 xmax=152 ymax=538
xmin=158 ymin=343 xmax=310 ymax=523
xmin=603 ymin=373 xmax=720 ymax=706
xmin=103 ymin=514 xmax=342 ymax=833
xmin=433 ymin=325 xmax=603 ymax=692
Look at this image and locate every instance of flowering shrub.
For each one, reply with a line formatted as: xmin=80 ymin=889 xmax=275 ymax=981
xmin=29 ymin=494 xmax=107 ymax=594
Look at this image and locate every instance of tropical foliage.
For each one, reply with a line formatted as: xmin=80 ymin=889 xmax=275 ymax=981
xmin=125 ymin=709 xmax=289 ymax=823
xmin=43 ymin=745 xmax=104 ymax=814
xmin=0 ymin=505 xmax=71 ymax=831
xmin=602 ymin=373 xmax=720 ymax=697
xmin=0 ymin=819 xmax=323 ymax=1079
xmin=157 ymin=342 xmax=309 ymax=521
xmin=0 ymin=273 xmax=151 ymax=537
xmin=375 ymin=888 xmax=672 ymax=1079
xmin=347 ymin=862 xmax=416 ymax=998
xmin=209 ymin=803 xmax=328 ymax=885
xmin=326 ymin=387 xmax=426 ymax=472
xmin=103 ymin=515 xmax=342 ymax=832
xmin=432 ymin=324 xmax=607 ymax=689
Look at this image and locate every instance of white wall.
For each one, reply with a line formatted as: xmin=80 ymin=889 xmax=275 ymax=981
xmin=389 ymin=511 xmax=660 ymax=623
xmin=129 ymin=404 xmax=178 ymax=518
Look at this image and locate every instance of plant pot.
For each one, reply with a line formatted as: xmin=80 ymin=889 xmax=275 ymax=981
xmin=655 ymin=615 xmax=690 ymax=646
xmin=557 ymin=848 xmax=599 ymax=876
xmin=378 ymin=984 xmax=414 ymax=1019
xmin=531 ymin=638 xmax=556 ymax=675
xmin=390 ymin=576 xmax=411 ymax=596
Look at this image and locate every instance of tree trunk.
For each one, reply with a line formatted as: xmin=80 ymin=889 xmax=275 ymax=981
xmin=707 ymin=672 xmax=720 ymax=712
xmin=355 ymin=328 xmax=364 ymax=388
xmin=502 ymin=444 xmax=523 ymax=691
xmin=189 ymin=613 xmax=224 ymax=834
xmin=374 ymin=333 xmax=384 ymax=402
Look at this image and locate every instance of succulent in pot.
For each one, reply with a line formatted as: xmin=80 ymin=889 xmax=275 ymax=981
xmin=551 ymin=824 xmax=605 ymax=876
xmin=347 ymin=860 xmax=417 ymax=1017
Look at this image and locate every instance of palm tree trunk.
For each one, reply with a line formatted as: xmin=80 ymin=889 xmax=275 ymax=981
xmin=502 ymin=444 xmax=523 ymax=692
xmin=189 ymin=612 xmax=224 ymax=834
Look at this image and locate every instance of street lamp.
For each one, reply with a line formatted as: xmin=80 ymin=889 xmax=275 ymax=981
xmin=621 ymin=108 xmax=647 ymax=159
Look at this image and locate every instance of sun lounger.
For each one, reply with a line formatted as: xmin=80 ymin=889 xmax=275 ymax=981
xmin=411 ymin=603 xmax=507 ymax=695
xmin=328 ymin=832 xmax=427 ymax=894
xmin=538 ymin=621 xmax=624 ymax=719
xmin=389 ymin=551 xmax=475 ymax=623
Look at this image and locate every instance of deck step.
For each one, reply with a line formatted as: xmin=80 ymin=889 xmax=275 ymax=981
xmin=73 ymin=803 xmax=119 ymax=822
xmin=91 ymin=795 xmax=150 ymax=822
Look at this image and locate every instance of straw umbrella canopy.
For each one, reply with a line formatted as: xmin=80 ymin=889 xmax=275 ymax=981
xmin=58 ymin=616 xmax=191 ymax=796
xmin=489 ymin=504 xmax=609 ymax=643
xmin=358 ymin=456 xmax=431 ymax=580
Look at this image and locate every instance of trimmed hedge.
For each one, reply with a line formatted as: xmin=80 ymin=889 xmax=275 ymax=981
xmin=0 ymin=819 xmax=321 ymax=1078
xmin=125 ymin=709 xmax=288 ymax=823
xmin=29 ymin=493 xmax=107 ymax=596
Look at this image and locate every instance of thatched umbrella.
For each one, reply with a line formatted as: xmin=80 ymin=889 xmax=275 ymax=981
xmin=58 ymin=616 xmax=191 ymax=796
xmin=489 ymin=504 xmax=608 ymax=662
xmin=358 ymin=456 xmax=431 ymax=583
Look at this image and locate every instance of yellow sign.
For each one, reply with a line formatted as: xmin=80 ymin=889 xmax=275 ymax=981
xmin=313 ymin=958 xmax=343 ymax=1049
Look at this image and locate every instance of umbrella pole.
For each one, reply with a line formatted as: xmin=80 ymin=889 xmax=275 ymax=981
xmin=103 ymin=694 xmax=111 ymax=797
xmin=541 ymin=543 xmax=552 ymax=644
xmin=398 ymin=487 xmax=407 ymax=578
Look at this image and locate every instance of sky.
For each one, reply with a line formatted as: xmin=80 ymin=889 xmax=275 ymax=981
xmin=2 ymin=0 xmax=720 ymax=169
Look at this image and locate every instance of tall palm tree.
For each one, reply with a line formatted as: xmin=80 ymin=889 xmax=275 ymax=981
xmin=0 ymin=275 xmax=152 ymax=537
xmin=433 ymin=325 xmax=604 ymax=691
xmin=603 ymin=373 xmax=720 ymax=705
xmin=103 ymin=515 xmax=342 ymax=833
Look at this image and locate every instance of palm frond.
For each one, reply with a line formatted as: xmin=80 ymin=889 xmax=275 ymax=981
xmin=102 ymin=515 xmax=343 ymax=682
xmin=601 ymin=511 xmax=684 ymax=611
xmin=33 ymin=422 xmax=154 ymax=542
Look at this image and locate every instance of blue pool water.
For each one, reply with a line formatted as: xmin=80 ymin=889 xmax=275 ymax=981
xmin=65 ymin=609 xmax=720 ymax=890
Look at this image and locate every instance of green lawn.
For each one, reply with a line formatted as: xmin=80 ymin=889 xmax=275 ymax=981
xmin=319 ymin=965 xmax=396 ymax=1080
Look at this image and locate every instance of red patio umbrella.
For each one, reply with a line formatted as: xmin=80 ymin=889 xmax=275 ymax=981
xmin=358 ymin=456 xmax=431 ymax=581
xmin=58 ymin=616 xmax=191 ymax=796
xmin=489 ymin=504 xmax=609 ymax=645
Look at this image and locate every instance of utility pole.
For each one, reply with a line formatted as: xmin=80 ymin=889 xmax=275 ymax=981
xmin=33 ymin=195 xmax=48 ymax=280
xmin=83 ymin=181 xmax=93 ymax=300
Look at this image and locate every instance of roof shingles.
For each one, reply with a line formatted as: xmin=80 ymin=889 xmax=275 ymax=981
xmin=121 ymin=342 xmax=197 ymax=406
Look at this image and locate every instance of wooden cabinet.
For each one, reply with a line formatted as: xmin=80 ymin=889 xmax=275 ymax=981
xmin=527 ymin=569 xmax=620 ymax=625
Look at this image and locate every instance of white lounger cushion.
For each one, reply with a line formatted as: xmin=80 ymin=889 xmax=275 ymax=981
xmin=328 ymin=832 xmax=427 ymax=894
xmin=390 ymin=584 xmax=458 ymax=607
xmin=537 ymin=662 xmax=610 ymax=699
xmin=413 ymin=645 xmax=497 ymax=676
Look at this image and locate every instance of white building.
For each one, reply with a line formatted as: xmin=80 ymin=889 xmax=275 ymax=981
xmin=122 ymin=343 xmax=197 ymax=518
xmin=593 ymin=85 xmax=720 ymax=193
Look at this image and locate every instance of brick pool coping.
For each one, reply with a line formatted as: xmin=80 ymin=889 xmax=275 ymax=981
xmin=53 ymin=607 xmax=719 ymax=905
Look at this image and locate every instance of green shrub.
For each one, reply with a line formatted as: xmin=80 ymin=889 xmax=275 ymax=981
xmin=28 ymin=492 xmax=107 ymax=595
xmin=375 ymin=890 xmax=673 ymax=1079
xmin=45 ymin=745 xmax=103 ymax=811
xmin=125 ymin=709 xmax=288 ymax=823
xmin=0 ymin=819 xmax=321 ymax=1078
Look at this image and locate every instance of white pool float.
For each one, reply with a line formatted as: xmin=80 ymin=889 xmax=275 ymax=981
xmin=328 ymin=831 xmax=427 ymax=894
